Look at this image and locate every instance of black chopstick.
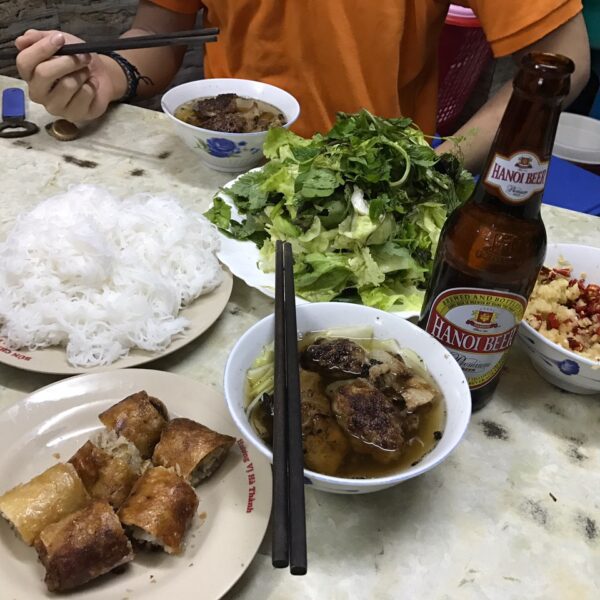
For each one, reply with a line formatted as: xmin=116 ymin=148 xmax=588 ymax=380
xmin=283 ymin=242 xmax=307 ymax=576
xmin=272 ymin=240 xmax=289 ymax=568
xmin=0 ymin=28 xmax=219 ymax=60
xmin=271 ymin=241 xmax=307 ymax=575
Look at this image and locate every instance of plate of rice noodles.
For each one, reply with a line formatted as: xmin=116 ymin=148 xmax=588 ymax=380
xmin=0 ymin=368 xmax=271 ymax=599
xmin=0 ymin=186 xmax=233 ymax=374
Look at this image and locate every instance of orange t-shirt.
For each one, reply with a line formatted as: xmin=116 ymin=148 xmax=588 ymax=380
xmin=150 ymin=0 xmax=582 ymax=138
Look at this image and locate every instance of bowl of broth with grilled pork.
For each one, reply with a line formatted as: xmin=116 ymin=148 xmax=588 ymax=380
xmin=224 ymin=302 xmax=471 ymax=494
xmin=161 ymin=78 xmax=300 ymax=172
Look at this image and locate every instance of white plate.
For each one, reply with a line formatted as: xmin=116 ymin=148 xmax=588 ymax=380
xmin=0 ymin=271 xmax=233 ymax=375
xmin=0 ymin=369 xmax=272 ymax=600
xmin=213 ymin=174 xmax=419 ymax=318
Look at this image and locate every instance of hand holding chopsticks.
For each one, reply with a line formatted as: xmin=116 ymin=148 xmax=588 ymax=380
xmin=272 ymin=241 xmax=307 ymax=575
xmin=0 ymin=28 xmax=219 ymax=61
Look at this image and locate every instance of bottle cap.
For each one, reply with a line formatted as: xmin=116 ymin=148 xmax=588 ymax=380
xmin=46 ymin=119 xmax=80 ymax=141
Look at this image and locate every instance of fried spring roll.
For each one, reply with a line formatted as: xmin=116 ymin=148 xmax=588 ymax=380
xmin=98 ymin=390 xmax=169 ymax=458
xmin=118 ymin=466 xmax=198 ymax=555
xmin=35 ymin=500 xmax=134 ymax=592
xmin=0 ymin=463 xmax=90 ymax=546
xmin=69 ymin=431 xmax=143 ymax=509
xmin=152 ymin=418 xmax=235 ymax=486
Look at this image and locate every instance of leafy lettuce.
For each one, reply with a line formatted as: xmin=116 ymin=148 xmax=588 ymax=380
xmin=206 ymin=110 xmax=474 ymax=311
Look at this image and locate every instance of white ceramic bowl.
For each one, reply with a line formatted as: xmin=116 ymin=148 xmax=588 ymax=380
xmin=161 ymin=79 xmax=300 ymax=172
xmin=224 ymin=302 xmax=472 ymax=494
xmin=518 ymin=243 xmax=600 ymax=394
xmin=553 ymin=112 xmax=600 ymax=171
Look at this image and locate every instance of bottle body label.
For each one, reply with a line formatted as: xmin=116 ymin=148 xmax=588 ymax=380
xmin=425 ymin=287 xmax=527 ymax=389
xmin=484 ymin=151 xmax=548 ymax=203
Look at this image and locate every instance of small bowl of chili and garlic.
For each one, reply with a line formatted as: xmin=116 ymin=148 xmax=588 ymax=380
xmin=518 ymin=243 xmax=600 ymax=394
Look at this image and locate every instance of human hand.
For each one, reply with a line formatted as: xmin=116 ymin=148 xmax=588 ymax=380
xmin=15 ymin=29 xmax=117 ymax=122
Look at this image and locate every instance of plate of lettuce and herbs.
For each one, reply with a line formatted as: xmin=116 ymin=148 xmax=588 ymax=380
xmin=205 ymin=110 xmax=474 ymax=315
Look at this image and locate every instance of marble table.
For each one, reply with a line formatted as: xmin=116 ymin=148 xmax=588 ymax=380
xmin=0 ymin=75 xmax=599 ymax=600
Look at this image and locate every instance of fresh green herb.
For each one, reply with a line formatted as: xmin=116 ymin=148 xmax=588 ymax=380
xmin=206 ymin=110 xmax=474 ymax=311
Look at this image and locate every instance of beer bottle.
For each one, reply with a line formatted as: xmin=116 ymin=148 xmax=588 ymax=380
xmin=418 ymin=52 xmax=574 ymax=411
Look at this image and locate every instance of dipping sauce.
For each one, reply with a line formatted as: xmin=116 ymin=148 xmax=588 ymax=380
xmin=245 ymin=330 xmax=445 ymax=478
xmin=174 ymin=93 xmax=286 ymax=133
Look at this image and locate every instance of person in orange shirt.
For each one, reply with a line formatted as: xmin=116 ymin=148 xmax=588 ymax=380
xmin=14 ymin=1 xmax=590 ymax=171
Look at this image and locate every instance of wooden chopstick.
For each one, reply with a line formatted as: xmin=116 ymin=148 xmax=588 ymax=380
xmin=272 ymin=240 xmax=289 ymax=569
xmin=271 ymin=241 xmax=307 ymax=575
xmin=283 ymin=242 xmax=307 ymax=576
xmin=0 ymin=28 xmax=219 ymax=60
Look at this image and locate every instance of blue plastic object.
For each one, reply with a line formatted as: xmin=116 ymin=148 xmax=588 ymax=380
xmin=0 ymin=87 xmax=39 ymax=138
xmin=544 ymin=156 xmax=600 ymax=216
xmin=2 ymin=88 xmax=26 ymax=120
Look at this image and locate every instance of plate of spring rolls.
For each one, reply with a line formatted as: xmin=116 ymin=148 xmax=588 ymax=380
xmin=0 ymin=369 xmax=272 ymax=598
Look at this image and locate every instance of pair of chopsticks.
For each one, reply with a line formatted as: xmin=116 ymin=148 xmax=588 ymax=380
xmin=272 ymin=240 xmax=307 ymax=575
xmin=0 ymin=28 xmax=219 ymax=61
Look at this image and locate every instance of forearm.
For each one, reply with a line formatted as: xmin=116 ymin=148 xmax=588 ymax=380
xmin=100 ymin=27 xmax=186 ymax=102
xmin=99 ymin=0 xmax=195 ymax=102
xmin=437 ymin=65 xmax=587 ymax=173
xmin=436 ymin=80 xmax=512 ymax=173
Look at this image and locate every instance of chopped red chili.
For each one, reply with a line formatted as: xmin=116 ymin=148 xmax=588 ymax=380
xmin=526 ymin=265 xmax=600 ymax=360
xmin=546 ymin=313 xmax=561 ymax=330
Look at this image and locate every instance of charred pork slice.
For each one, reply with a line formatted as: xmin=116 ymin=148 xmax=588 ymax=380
xmin=368 ymin=349 xmax=409 ymax=382
xmin=300 ymin=368 xmax=332 ymax=427
xmin=193 ymin=93 xmax=237 ymax=118
xmin=331 ymin=378 xmax=405 ymax=463
xmin=399 ymin=376 xmax=437 ymax=411
xmin=201 ymin=112 xmax=249 ymax=133
xmin=303 ymin=415 xmax=349 ymax=476
xmin=302 ymin=338 xmax=368 ymax=379
xmin=368 ymin=351 xmax=409 ymax=408
xmin=368 ymin=350 xmax=436 ymax=411
xmin=297 ymin=369 xmax=349 ymax=475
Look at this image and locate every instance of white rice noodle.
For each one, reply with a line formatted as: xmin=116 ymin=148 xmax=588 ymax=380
xmin=0 ymin=185 xmax=222 ymax=367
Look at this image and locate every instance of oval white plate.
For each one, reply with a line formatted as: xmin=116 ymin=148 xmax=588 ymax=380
xmin=213 ymin=174 xmax=420 ymax=319
xmin=0 ymin=271 xmax=233 ymax=375
xmin=0 ymin=369 xmax=271 ymax=600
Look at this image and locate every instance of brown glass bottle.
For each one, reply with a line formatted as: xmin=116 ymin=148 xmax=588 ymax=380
xmin=418 ymin=52 xmax=574 ymax=412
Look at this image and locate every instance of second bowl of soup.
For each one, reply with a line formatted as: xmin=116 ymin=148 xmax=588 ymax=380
xmin=161 ymin=79 xmax=300 ymax=172
xmin=224 ymin=302 xmax=471 ymax=494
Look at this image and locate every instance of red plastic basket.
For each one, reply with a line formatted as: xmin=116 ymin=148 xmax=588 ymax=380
xmin=437 ymin=5 xmax=493 ymax=136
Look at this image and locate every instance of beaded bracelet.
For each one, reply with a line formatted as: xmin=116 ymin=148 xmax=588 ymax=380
xmin=100 ymin=51 xmax=154 ymax=103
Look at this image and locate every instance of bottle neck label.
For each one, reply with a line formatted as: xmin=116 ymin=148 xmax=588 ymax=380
xmin=484 ymin=151 xmax=548 ymax=204
xmin=425 ymin=287 xmax=527 ymax=389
